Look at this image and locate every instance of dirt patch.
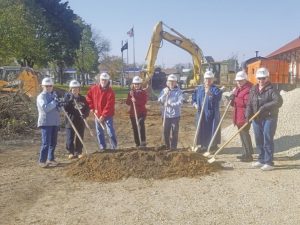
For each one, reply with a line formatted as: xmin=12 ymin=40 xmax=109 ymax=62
xmin=65 ymin=148 xmax=221 ymax=182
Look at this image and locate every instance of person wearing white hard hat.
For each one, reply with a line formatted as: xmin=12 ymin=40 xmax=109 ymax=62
xmin=64 ymin=80 xmax=90 ymax=159
xmin=36 ymin=77 xmax=60 ymax=168
xmin=86 ymin=72 xmax=117 ymax=150
xmin=246 ymin=67 xmax=283 ymax=171
xmin=126 ymin=76 xmax=148 ymax=147
xmin=158 ymin=74 xmax=183 ymax=150
xmin=229 ymin=71 xmax=254 ymax=162
xmin=191 ymin=70 xmax=223 ymax=152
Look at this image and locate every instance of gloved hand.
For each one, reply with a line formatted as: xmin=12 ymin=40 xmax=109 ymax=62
xmin=163 ymin=87 xmax=170 ymax=95
xmin=229 ymin=94 xmax=235 ymax=101
xmin=259 ymin=105 xmax=266 ymax=112
xmin=57 ymin=101 xmax=67 ymax=108
xmin=193 ymin=103 xmax=198 ymax=110
xmin=64 ymin=93 xmax=74 ymax=103
xmin=220 ymin=86 xmax=226 ymax=91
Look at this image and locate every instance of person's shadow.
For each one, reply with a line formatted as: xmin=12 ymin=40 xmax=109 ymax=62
xmin=274 ymin=134 xmax=300 ymax=153
xmin=219 ymin=134 xmax=300 ymax=157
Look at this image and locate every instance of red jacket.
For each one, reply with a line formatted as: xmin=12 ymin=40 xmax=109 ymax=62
xmin=231 ymin=81 xmax=252 ymax=126
xmin=86 ymin=85 xmax=115 ymax=118
xmin=125 ymin=89 xmax=147 ymax=117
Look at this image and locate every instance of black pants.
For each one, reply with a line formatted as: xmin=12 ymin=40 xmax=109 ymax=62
xmin=238 ymin=123 xmax=253 ymax=156
xmin=164 ymin=117 xmax=180 ymax=150
xmin=130 ymin=116 xmax=146 ymax=146
xmin=66 ymin=123 xmax=85 ymax=155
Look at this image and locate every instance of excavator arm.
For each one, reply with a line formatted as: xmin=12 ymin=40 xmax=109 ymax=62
xmin=143 ymin=21 xmax=204 ymax=86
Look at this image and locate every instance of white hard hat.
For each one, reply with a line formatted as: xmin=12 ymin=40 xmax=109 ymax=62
xmin=132 ymin=76 xmax=143 ymax=84
xmin=204 ymin=70 xmax=214 ymax=79
xmin=167 ymin=74 xmax=177 ymax=82
xmin=100 ymin=72 xmax=110 ymax=80
xmin=235 ymin=71 xmax=248 ymax=81
xmin=256 ymin=67 xmax=269 ymax=78
xmin=69 ymin=80 xmax=81 ymax=88
xmin=41 ymin=77 xmax=54 ymax=86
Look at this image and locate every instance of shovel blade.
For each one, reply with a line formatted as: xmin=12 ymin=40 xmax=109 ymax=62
xmin=208 ymin=157 xmax=216 ymax=164
xmin=191 ymin=146 xmax=198 ymax=152
xmin=203 ymin=151 xmax=210 ymax=157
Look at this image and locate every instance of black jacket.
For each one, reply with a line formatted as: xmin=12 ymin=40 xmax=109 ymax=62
xmin=246 ymin=82 xmax=282 ymax=121
xmin=64 ymin=93 xmax=90 ymax=129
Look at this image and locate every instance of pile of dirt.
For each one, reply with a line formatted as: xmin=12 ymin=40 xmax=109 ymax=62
xmin=65 ymin=148 xmax=221 ymax=182
xmin=0 ymin=92 xmax=37 ymax=138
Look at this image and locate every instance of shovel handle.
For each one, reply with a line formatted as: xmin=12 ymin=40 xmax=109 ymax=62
xmin=74 ymin=99 xmax=94 ymax=137
xmin=211 ymin=110 xmax=261 ymax=158
xmin=62 ymin=107 xmax=88 ymax=155
xmin=193 ymin=90 xmax=208 ymax=149
xmin=132 ymin=98 xmax=142 ymax=145
xmin=206 ymin=99 xmax=232 ymax=154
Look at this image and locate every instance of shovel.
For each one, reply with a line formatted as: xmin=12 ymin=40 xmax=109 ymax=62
xmin=161 ymin=92 xmax=169 ymax=147
xmin=62 ymin=107 xmax=88 ymax=155
xmin=73 ymin=98 xmax=94 ymax=137
xmin=207 ymin=110 xmax=261 ymax=164
xmin=131 ymin=96 xmax=142 ymax=147
xmin=93 ymin=112 xmax=115 ymax=150
xmin=203 ymin=100 xmax=232 ymax=157
xmin=191 ymin=90 xmax=208 ymax=152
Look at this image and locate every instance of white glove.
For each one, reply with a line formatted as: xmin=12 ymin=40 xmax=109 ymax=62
xmin=193 ymin=103 xmax=198 ymax=110
xmin=163 ymin=87 xmax=170 ymax=95
xmin=220 ymin=86 xmax=226 ymax=91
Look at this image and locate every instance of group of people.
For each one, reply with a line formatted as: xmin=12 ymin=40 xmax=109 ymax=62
xmin=36 ymin=67 xmax=282 ymax=171
xmin=229 ymin=67 xmax=282 ymax=170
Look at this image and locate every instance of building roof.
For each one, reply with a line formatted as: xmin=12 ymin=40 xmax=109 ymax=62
xmin=267 ymin=37 xmax=300 ymax=58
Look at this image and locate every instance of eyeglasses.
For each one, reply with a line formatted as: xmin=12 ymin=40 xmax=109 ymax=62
xmin=257 ymin=77 xmax=266 ymax=80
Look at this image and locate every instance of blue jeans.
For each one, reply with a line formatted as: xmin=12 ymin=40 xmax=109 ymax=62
xmin=39 ymin=126 xmax=59 ymax=163
xmin=95 ymin=117 xmax=117 ymax=149
xmin=252 ymin=118 xmax=278 ymax=166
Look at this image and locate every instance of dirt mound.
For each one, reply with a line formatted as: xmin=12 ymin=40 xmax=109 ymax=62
xmin=65 ymin=148 xmax=221 ymax=182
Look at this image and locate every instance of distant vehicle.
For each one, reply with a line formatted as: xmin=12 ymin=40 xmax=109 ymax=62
xmin=141 ymin=21 xmax=204 ymax=87
xmin=0 ymin=66 xmax=39 ymax=97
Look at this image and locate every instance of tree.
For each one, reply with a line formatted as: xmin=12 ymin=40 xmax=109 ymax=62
xmin=33 ymin=0 xmax=82 ymax=83
xmin=99 ymin=55 xmax=123 ymax=81
xmin=93 ymin=31 xmax=110 ymax=62
xmin=74 ymin=18 xmax=107 ymax=85
xmin=0 ymin=0 xmax=49 ymax=67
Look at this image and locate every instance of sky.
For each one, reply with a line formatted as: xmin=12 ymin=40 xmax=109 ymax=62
xmin=67 ymin=0 xmax=300 ymax=68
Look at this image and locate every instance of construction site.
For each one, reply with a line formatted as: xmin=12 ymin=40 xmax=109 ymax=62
xmin=1 ymin=1 xmax=300 ymax=225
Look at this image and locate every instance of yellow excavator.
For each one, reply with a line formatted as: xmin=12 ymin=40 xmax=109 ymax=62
xmin=142 ymin=21 xmax=204 ymax=87
xmin=0 ymin=66 xmax=39 ymax=97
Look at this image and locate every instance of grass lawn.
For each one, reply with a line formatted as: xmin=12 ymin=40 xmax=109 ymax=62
xmin=55 ymin=84 xmax=130 ymax=99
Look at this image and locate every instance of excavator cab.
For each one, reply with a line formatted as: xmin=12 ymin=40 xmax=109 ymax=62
xmin=142 ymin=21 xmax=204 ymax=88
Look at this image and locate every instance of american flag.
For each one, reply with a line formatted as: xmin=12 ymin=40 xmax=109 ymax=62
xmin=127 ymin=27 xmax=134 ymax=37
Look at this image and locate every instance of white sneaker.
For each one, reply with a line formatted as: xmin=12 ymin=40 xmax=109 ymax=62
xmin=39 ymin=162 xmax=48 ymax=168
xmin=47 ymin=160 xmax=58 ymax=167
xmin=261 ymin=164 xmax=274 ymax=171
xmin=68 ymin=154 xmax=75 ymax=159
xmin=252 ymin=161 xmax=264 ymax=168
xmin=78 ymin=154 xmax=83 ymax=159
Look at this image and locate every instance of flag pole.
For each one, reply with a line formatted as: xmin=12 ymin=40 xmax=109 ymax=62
xmin=132 ymin=26 xmax=136 ymax=75
xmin=126 ymin=39 xmax=129 ymax=66
xmin=121 ymin=40 xmax=124 ymax=87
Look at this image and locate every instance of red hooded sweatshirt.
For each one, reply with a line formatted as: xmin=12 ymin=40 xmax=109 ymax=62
xmin=86 ymin=84 xmax=115 ymax=118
